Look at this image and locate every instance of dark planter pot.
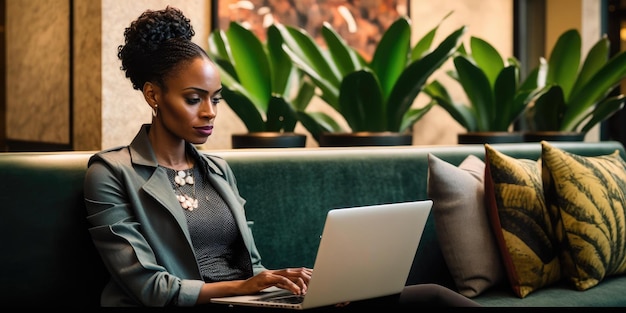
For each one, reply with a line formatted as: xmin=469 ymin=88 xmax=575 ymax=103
xmin=231 ymin=132 xmax=307 ymax=149
xmin=457 ymin=132 xmax=524 ymax=144
xmin=523 ymin=131 xmax=585 ymax=142
xmin=318 ymin=132 xmax=413 ymax=147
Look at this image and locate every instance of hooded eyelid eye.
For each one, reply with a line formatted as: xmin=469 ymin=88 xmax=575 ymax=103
xmin=211 ymin=97 xmax=223 ymax=105
xmin=186 ymin=98 xmax=201 ymax=105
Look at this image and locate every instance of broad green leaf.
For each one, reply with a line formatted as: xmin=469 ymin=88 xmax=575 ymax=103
xmin=208 ymin=22 xmax=315 ymax=133
xmin=212 ymin=62 xmax=251 ymax=101
xmin=266 ymin=96 xmax=297 ymax=132
xmin=276 ymin=24 xmax=340 ymax=82
xmin=411 ymin=11 xmax=454 ymax=61
xmin=470 ymin=36 xmax=504 ymax=88
xmin=456 ymin=42 xmax=468 ymax=57
xmin=546 ymin=29 xmax=580 ymax=99
xmin=281 ymin=44 xmax=340 ymax=110
xmin=424 ymin=80 xmax=476 ymax=131
xmin=454 ymin=56 xmax=493 ymax=131
xmin=225 ymin=22 xmax=271 ymax=112
xmin=492 ymin=65 xmax=518 ymax=131
xmin=339 ymin=70 xmax=385 ymax=132
xmin=412 ymin=27 xmax=436 ymax=62
xmin=305 ymin=112 xmax=345 ymax=132
xmin=400 ymin=102 xmax=435 ymax=133
xmin=570 ymin=35 xmax=609 ymax=100
xmin=292 ymin=76 xmax=316 ymax=111
xmin=580 ymin=95 xmax=625 ymax=132
xmin=386 ymin=26 xmax=466 ymax=131
xmin=212 ymin=58 xmax=238 ymax=84
xmin=370 ymin=17 xmax=411 ymax=99
xmin=519 ymin=66 xmax=540 ymax=91
xmin=208 ymin=31 xmax=238 ymax=79
xmin=221 ymin=88 xmax=265 ymax=132
xmin=528 ymin=85 xmax=566 ymax=131
xmin=277 ymin=24 xmax=340 ymax=109
xmin=321 ymin=22 xmax=363 ymax=76
xmin=207 ymin=30 xmax=229 ymax=61
xmin=296 ymin=111 xmax=345 ymax=142
xmin=267 ymin=25 xmax=293 ymax=95
xmin=562 ymin=50 xmax=626 ymax=131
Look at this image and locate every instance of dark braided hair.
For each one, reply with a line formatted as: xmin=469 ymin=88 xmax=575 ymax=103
xmin=118 ymin=6 xmax=209 ymax=91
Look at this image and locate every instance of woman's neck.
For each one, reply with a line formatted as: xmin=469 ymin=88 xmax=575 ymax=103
xmin=148 ymin=124 xmax=191 ymax=170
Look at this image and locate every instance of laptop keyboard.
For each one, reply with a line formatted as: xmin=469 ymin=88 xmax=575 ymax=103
xmin=260 ymin=294 xmax=305 ymax=304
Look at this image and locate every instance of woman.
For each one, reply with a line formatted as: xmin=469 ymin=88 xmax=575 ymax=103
xmin=84 ymin=6 xmax=479 ymax=308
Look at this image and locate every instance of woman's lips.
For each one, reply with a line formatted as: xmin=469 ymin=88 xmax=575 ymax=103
xmin=195 ymin=126 xmax=213 ymax=136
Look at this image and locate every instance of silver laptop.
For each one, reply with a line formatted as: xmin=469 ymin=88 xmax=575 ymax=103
xmin=211 ymin=200 xmax=433 ymax=310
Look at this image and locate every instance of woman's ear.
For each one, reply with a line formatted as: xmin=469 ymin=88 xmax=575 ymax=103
xmin=143 ymin=82 xmax=159 ymax=107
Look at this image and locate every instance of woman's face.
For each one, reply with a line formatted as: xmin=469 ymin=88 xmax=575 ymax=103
xmin=154 ymin=56 xmax=222 ymax=145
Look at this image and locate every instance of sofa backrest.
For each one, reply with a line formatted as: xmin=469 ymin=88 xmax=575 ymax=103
xmin=1 ymin=141 xmax=624 ymax=306
xmin=0 ymin=152 xmax=106 ymax=306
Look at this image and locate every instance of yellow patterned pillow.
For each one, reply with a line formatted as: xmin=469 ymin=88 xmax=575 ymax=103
xmin=541 ymin=141 xmax=626 ymax=291
xmin=484 ymin=144 xmax=561 ymax=298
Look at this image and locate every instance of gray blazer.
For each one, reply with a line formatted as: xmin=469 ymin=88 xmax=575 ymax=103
xmin=84 ymin=124 xmax=266 ymax=307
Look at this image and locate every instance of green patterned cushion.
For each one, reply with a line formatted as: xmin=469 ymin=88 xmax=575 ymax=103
xmin=484 ymin=144 xmax=561 ymax=298
xmin=541 ymin=141 xmax=626 ymax=291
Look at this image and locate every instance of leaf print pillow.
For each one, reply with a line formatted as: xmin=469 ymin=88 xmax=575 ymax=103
xmin=541 ymin=141 xmax=626 ymax=291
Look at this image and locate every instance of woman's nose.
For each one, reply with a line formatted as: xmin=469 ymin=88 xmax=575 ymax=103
xmin=200 ymin=101 xmax=217 ymax=118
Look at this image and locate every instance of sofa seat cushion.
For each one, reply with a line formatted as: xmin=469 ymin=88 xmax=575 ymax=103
xmin=473 ymin=276 xmax=626 ymax=307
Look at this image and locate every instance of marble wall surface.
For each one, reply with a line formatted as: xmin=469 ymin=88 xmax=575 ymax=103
xmin=6 ymin=0 xmax=70 ymax=144
xmin=74 ymin=0 xmax=102 ymax=150
xmin=4 ymin=0 xmax=600 ymax=150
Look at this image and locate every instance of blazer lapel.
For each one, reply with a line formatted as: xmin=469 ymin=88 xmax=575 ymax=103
xmin=142 ymin=167 xmax=193 ymax=241
xmin=128 ymin=124 xmax=194 ymax=243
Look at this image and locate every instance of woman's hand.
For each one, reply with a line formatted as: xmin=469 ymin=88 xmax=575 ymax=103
xmin=244 ymin=267 xmax=313 ymax=295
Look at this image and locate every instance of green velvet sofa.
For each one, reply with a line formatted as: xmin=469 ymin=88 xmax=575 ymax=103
xmin=1 ymin=141 xmax=625 ymax=307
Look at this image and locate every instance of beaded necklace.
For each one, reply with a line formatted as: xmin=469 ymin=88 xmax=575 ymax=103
xmin=169 ymin=154 xmax=198 ymax=211
xmin=173 ymin=168 xmax=198 ymax=210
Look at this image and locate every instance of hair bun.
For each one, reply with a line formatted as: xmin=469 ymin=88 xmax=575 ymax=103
xmin=126 ymin=6 xmax=195 ymax=52
xmin=118 ymin=6 xmax=205 ymax=91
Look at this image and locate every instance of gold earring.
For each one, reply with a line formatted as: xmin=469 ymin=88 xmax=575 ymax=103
xmin=152 ymin=104 xmax=158 ymax=117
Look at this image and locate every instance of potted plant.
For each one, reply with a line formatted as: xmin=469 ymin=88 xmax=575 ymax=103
xmin=275 ymin=14 xmax=466 ymax=146
xmin=424 ymin=36 xmax=543 ymax=144
xmin=207 ymin=22 xmax=316 ymax=148
xmin=522 ymin=28 xmax=626 ymax=142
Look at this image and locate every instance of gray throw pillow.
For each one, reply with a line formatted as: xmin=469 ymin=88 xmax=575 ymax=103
xmin=427 ymin=153 xmax=504 ymax=297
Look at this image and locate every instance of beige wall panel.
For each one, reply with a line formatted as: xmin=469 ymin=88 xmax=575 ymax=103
xmin=581 ymin=0 xmax=602 ymax=142
xmin=546 ymin=0 xmax=582 ymax=53
xmin=74 ymin=0 xmax=102 ymax=150
xmin=6 ymin=0 xmax=70 ymax=144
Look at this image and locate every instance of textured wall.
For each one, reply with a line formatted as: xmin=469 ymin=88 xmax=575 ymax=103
xmin=74 ymin=0 xmax=102 ymax=150
xmin=6 ymin=0 xmax=70 ymax=144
